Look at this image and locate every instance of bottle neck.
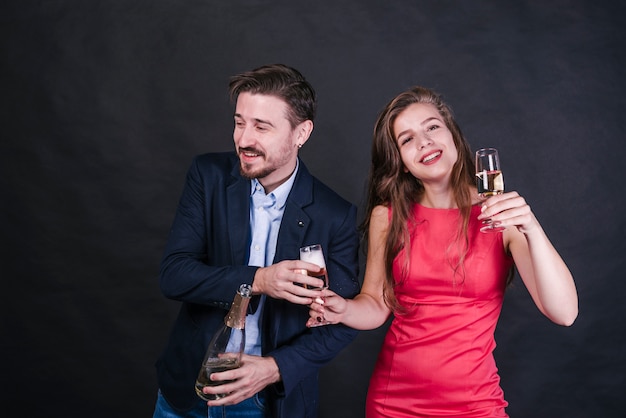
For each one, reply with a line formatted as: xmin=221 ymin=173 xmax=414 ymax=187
xmin=225 ymin=293 xmax=250 ymax=329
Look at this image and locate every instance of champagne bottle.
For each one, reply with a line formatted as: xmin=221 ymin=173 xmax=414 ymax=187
xmin=195 ymin=283 xmax=252 ymax=401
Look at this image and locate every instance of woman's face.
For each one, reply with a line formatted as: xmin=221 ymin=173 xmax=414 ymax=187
xmin=393 ymin=102 xmax=458 ymax=186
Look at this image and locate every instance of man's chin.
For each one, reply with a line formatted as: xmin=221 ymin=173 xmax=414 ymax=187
xmin=240 ymin=164 xmax=272 ymax=180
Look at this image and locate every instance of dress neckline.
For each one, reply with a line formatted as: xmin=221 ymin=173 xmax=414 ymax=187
xmin=415 ymin=202 xmax=482 ymax=212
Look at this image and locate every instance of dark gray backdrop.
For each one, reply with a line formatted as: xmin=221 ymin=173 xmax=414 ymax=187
xmin=2 ymin=1 xmax=625 ymax=417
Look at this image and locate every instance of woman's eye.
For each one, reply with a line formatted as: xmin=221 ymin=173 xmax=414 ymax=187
xmin=400 ymin=136 xmax=412 ymax=145
xmin=427 ymin=124 xmax=439 ymax=132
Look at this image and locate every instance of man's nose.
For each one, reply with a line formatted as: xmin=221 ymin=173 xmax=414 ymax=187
xmin=236 ymin=126 xmax=255 ymax=148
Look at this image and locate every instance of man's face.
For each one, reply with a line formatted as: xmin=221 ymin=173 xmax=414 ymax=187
xmin=233 ymin=92 xmax=305 ymax=192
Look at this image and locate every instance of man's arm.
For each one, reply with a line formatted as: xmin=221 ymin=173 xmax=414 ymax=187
xmin=268 ymin=202 xmax=361 ymax=398
xmin=159 ymin=155 xmax=258 ymax=306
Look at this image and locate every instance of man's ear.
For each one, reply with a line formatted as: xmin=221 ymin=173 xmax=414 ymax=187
xmin=296 ymin=120 xmax=314 ymax=148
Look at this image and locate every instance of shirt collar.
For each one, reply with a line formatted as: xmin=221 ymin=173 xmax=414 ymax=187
xmin=250 ymin=159 xmax=299 ymax=211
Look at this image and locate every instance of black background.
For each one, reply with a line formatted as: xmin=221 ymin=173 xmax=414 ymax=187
xmin=2 ymin=1 xmax=625 ymax=417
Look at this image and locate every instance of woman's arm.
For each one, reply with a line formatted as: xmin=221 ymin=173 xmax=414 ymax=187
xmin=480 ymin=191 xmax=578 ymax=326
xmin=309 ymin=205 xmax=392 ymax=330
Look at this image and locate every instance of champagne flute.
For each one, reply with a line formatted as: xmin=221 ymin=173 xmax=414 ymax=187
xmin=299 ymin=244 xmax=329 ymax=326
xmin=475 ymin=148 xmax=505 ymax=233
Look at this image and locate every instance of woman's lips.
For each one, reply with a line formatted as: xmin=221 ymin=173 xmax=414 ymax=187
xmin=421 ymin=150 xmax=442 ymax=164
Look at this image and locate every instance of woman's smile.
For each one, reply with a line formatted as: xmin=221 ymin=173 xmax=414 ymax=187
xmin=421 ymin=150 xmax=442 ymax=164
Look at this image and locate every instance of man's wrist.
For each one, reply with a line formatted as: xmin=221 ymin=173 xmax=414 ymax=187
xmin=251 ymin=267 xmax=264 ymax=295
xmin=266 ymin=355 xmax=282 ymax=384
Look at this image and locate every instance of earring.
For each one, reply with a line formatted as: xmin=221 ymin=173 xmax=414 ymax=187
xmin=297 ymin=143 xmax=302 ymax=149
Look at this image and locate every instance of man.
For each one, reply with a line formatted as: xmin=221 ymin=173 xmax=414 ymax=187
xmin=153 ymin=64 xmax=361 ymax=418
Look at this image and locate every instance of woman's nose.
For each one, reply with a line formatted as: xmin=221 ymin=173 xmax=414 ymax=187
xmin=417 ymin=135 xmax=433 ymax=150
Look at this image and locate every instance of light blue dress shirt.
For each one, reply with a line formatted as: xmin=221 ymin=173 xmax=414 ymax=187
xmin=227 ymin=160 xmax=299 ymax=355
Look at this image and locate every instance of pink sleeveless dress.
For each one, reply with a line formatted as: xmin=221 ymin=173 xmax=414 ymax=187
xmin=366 ymin=204 xmax=514 ymax=417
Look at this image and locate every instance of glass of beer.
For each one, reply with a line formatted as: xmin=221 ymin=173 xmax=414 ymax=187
xmin=299 ymin=244 xmax=329 ymax=326
xmin=475 ymin=148 xmax=505 ymax=233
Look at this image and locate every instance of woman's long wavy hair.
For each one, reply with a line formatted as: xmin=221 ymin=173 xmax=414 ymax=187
xmin=362 ymin=86 xmax=476 ymax=312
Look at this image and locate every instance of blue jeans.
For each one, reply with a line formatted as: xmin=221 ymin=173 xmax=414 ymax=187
xmin=153 ymin=390 xmax=266 ymax=418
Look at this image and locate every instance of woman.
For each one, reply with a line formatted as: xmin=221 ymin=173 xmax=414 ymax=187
xmin=307 ymin=86 xmax=578 ymax=417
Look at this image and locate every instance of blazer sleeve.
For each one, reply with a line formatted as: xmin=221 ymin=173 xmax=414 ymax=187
xmin=266 ymin=199 xmax=361 ymax=398
xmin=159 ymin=154 xmax=259 ymax=307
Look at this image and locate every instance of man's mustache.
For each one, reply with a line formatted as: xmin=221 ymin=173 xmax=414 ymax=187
xmin=238 ymin=147 xmax=265 ymax=157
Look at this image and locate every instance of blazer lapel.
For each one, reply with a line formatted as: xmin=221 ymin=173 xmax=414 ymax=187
xmin=226 ymin=164 xmax=251 ymax=266
xmin=264 ymin=161 xmax=314 ymax=351
xmin=273 ymin=161 xmax=314 ymax=263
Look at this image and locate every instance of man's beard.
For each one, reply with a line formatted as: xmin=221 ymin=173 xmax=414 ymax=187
xmin=239 ymin=161 xmax=275 ymax=180
xmin=237 ymin=144 xmax=294 ymax=180
xmin=238 ymin=147 xmax=276 ymax=179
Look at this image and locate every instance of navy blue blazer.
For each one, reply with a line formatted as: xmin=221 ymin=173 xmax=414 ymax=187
xmin=156 ymin=152 xmax=360 ymax=417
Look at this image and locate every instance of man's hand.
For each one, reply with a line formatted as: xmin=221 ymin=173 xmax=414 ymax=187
xmin=203 ymin=354 xmax=281 ymax=406
xmin=252 ymin=260 xmax=325 ymax=304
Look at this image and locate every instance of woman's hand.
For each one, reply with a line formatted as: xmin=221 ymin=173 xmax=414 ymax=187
xmin=306 ymin=288 xmax=347 ymax=328
xmin=477 ymin=191 xmax=539 ymax=234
